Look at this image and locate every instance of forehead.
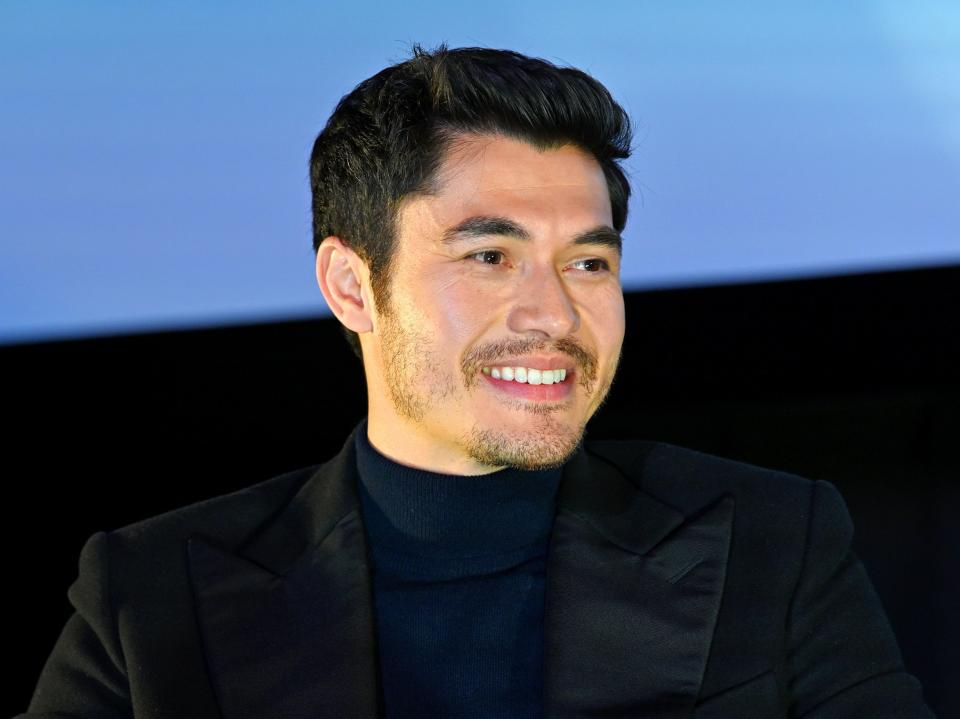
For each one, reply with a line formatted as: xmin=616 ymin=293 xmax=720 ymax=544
xmin=397 ymin=133 xmax=613 ymax=245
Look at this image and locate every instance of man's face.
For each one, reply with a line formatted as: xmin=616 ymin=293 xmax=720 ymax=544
xmin=362 ymin=133 xmax=625 ymax=474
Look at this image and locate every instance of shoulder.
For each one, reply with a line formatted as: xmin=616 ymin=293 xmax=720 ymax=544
xmin=582 ymin=437 xmax=846 ymax=542
xmin=61 ymin=462 xmax=330 ymax=642
xmin=99 ymin=463 xmax=323 ymax=565
xmin=584 ymin=437 xmax=814 ymax=500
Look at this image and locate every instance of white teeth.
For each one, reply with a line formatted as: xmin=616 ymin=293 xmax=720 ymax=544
xmin=481 ymin=366 xmax=569 ymax=385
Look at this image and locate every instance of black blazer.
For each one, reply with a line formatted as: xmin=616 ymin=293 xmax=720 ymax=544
xmin=20 ymin=427 xmax=935 ymax=718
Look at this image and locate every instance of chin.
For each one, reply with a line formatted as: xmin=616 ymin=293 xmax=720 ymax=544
xmin=462 ymin=419 xmax=586 ymax=471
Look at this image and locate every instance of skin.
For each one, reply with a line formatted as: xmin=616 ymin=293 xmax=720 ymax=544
xmin=316 ymin=133 xmax=625 ymax=475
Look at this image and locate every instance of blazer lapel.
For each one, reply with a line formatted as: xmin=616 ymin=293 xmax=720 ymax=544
xmin=187 ymin=428 xmax=381 ymax=719
xmin=544 ymin=444 xmax=734 ymax=718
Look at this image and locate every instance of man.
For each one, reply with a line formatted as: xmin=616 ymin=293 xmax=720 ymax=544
xmin=22 ymin=45 xmax=935 ymax=718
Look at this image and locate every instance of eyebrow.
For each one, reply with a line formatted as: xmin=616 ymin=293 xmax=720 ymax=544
xmin=440 ymin=215 xmax=622 ymax=255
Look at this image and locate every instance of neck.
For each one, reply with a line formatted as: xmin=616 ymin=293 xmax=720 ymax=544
xmin=354 ymin=417 xmax=562 ymax=565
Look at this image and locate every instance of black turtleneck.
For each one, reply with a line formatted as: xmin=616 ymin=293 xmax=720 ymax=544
xmin=353 ymin=419 xmax=562 ymax=718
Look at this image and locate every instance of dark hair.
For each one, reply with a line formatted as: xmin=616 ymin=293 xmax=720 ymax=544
xmin=309 ymin=43 xmax=633 ymax=360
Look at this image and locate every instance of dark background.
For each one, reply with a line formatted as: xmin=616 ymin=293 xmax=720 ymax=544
xmin=6 ymin=264 xmax=958 ymax=718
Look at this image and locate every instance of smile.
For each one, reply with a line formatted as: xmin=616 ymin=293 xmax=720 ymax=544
xmin=480 ymin=366 xmax=568 ymax=385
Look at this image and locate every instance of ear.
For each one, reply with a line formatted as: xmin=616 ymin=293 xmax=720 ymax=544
xmin=315 ymin=236 xmax=373 ymax=334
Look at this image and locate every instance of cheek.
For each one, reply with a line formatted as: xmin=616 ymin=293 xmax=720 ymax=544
xmin=419 ymin=268 xmax=495 ymax=338
xmin=580 ymin=285 xmax=625 ymax=343
xmin=436 ymin=289 xmax=491 ymax=338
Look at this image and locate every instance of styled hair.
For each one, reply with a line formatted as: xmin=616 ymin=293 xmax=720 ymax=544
xmin=309 ymin=43 xmax=633 ymax=359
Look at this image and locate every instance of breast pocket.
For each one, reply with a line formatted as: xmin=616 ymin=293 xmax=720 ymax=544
xmin=693 ymin=669 xmax=782 ymax=718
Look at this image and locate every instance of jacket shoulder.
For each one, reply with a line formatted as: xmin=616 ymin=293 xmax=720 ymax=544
xmin=104 ymin=462 xmax=323 ymax=560
xmin=583 ymin=437 xmax=819 ymax=519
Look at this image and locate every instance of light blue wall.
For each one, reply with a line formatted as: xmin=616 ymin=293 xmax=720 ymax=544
xmin=2 ymin=1 xmax=958 ymax=344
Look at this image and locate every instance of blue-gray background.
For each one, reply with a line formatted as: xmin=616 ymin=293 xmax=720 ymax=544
xmin=2 ymin=1 xmax=958 ymax=345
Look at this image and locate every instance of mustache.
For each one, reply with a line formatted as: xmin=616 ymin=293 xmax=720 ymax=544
xmin=462 ymin=337 xmax=598 ymax=379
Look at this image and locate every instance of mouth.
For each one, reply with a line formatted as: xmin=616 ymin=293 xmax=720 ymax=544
xmin=480 ymin=365 xmax=570 ymax=385
xmin=479 ymin=364 xmax=575 ymax=401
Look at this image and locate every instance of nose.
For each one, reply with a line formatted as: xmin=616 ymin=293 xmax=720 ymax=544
xmin=506 ymin=264 xmax=580 ymax=339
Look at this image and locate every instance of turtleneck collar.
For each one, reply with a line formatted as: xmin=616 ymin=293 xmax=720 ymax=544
xmin=353 ymin=418 xmax=562 ymax=565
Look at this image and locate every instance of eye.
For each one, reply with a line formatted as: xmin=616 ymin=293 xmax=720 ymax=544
xmin=467 ymin=250 xmax=506 ymax=265
xmin=570 ymin=258 xmax=610 ymax=272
